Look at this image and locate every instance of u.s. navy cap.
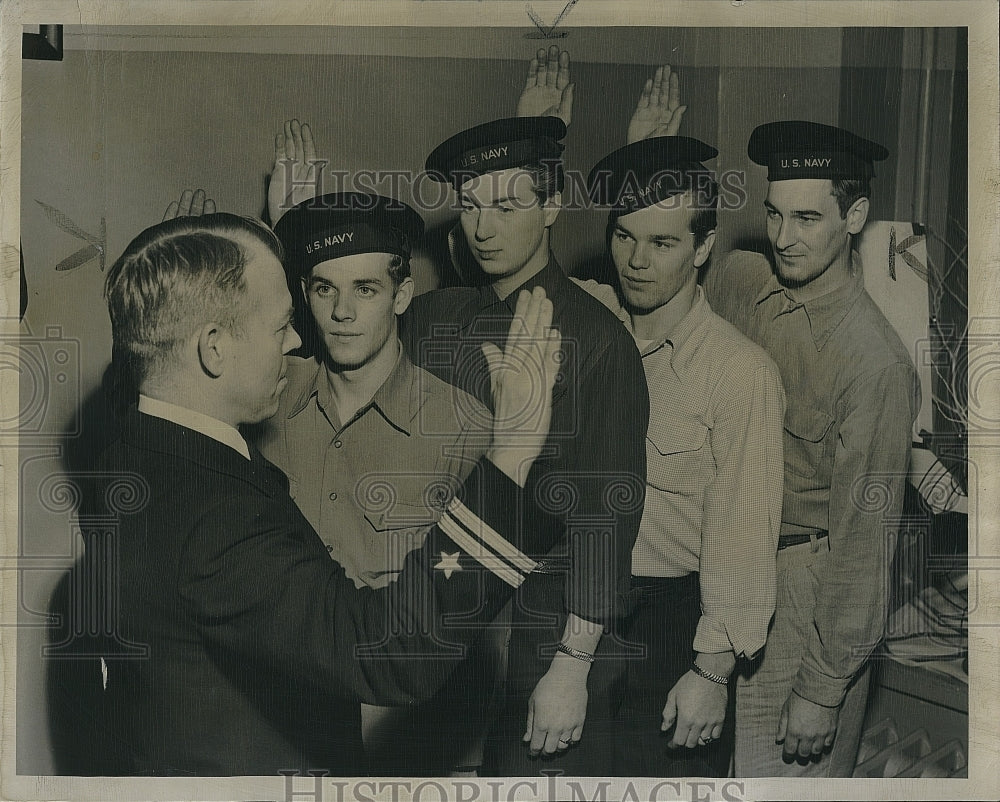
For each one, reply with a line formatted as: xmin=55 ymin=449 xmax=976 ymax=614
xmin=587 ymin=136 xmax=718 ymax=214
xmin=273 ymin=192 xmax=424 ymax=277
xmin=425 ymin=116 xmax=566 ymax=188
xmin=748 ymin=120 xmax=888 ymax=181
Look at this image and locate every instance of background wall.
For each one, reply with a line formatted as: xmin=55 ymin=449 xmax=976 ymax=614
xmin=17 ymin=25 xmax=964 ymax=774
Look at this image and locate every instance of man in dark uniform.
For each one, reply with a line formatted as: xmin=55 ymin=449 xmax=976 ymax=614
xmin=703 ymin=122 xmax=921 ymax=776
xmin=81 ymin=211 xmax=564 ymax=775
xmin=401 ymin=116 xmax=649 ymax=775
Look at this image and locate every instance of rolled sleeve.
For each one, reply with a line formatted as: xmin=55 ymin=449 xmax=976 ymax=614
xmin=695 ymin=361 xmax=786 ymax=658
xmin=792 ymin=362 xmax=920 ymax=706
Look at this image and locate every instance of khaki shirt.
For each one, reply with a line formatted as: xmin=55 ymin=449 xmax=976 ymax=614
xmin=254 ymin=350 xmax=491 ymax=589
xmin=705 ymin=249 xmax=920 ymax=706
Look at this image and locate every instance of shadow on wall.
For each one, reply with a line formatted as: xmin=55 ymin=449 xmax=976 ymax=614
xmin=45 ymin=362 xmax=134 ymax=774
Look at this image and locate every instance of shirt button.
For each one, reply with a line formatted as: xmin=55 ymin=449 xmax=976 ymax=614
xmin=329 ymin=492 xmax=338 ymax=501
xmin=326 ymin=544 xmax=334 ymax=553
xmin=334 ymin=440 xmax=343 ymax=448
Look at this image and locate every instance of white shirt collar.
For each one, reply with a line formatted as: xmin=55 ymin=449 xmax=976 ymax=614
xmin=137 ymin=394 xmax=251 ymax=461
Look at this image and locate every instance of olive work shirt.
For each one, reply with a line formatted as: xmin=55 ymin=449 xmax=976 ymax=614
xmin=254 ymin=350 xmax=491 ymax=589
xmin=400 ymin=256 xmax=649 ymax=626
xmin=704 ymin=249 xmax=920 ymax=707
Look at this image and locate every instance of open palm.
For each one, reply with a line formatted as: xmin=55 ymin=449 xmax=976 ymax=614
xmin=516 ymin=45 xmax=575 ymax=126
xmin=627 ymin=65 xmax=687 ymax=143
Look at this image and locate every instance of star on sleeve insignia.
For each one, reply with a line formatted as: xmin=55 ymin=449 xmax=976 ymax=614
xmin=434 ymin=551 xmax=463 ymax=579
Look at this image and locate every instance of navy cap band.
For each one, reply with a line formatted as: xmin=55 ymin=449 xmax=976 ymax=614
xmin=273 ymin=192 xmax=423 ymax=278
xmin=768 ymin=151 xmax=874 ymax=181
xmin=296 ymin=221 xmax=410 ymax=274
xmin=426 ymin=116 xmax=566 ymax=187
xmin=587 ymin=136 xmax=719 ymax=214
xmin=748 ymin=121 xmax=887 ymax=182
xmin=603 ymin=166 xmax=716 ymax=214
xmin=447 ymin=138 xmax=542 ymax=178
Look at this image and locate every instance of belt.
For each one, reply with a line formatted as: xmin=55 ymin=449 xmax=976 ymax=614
xmin=777 ymin=531 xmax=829 ymax=550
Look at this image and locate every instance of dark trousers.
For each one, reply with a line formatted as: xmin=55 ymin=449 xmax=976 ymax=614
xmin=612 ymin=573 xmax=734 ymax=777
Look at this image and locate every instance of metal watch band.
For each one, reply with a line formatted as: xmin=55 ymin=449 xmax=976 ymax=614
xmin=555 ymin=642 xmax=596 ymax=663
xmin=691 ymin=662 xmax=729 ymax=685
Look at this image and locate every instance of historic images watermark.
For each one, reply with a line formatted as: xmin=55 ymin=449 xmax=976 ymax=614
xmin=280 ymin=771 xmax=750 ymax=802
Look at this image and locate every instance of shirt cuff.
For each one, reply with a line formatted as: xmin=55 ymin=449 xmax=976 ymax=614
xmin=791 ymin=662 xmax=853 ymax=708
xmin=694 ymin=615 xmax=767 ymax=660
xmin=693 ymin=616 xmax=734 ymax=656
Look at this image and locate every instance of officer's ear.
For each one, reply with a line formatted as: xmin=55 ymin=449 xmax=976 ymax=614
xmin=197 ymin=322 xmax=227 ymax=378
xmin=542 ymin=191 xmax=562 ymax=228
xmin=845 ymin=196 xmax=869 ymax=235
xmin=693 ymin=230 xmax=717 ymax=269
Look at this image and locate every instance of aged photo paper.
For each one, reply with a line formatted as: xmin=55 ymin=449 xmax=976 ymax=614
xmin=1 ymin=1 xmax=997 ymax=800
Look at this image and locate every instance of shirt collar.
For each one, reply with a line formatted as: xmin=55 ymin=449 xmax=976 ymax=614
xmin=632 ymin=286 xmax=712 ymax=380
xmin=286 ymin=345 xmax=421 ymax=435
xmin=137 ymin=394 xmax=250 ymax=460
xmin=754 ymin=251 xmax=866 ymax=351
xmin=474 ymin=253 xmax=566 ymax=313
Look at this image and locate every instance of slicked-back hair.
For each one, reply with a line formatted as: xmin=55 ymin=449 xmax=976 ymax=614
xmin=522 ymin=158 xmax=565 ymax=205
xmin=387 ymin=253 xmax=411 ymax=286
xmin=830 ymin=178 xmax=872 ymax=218
xmin=104 ymin=213 xmax=283 ymax=385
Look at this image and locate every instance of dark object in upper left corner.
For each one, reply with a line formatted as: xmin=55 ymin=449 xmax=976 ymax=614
xmin=23 ymin=25 xmax=63 ymax=61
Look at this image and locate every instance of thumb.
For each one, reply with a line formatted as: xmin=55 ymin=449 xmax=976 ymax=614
xmin=481 ymin=342 xmax=502 ymax=405
xmin=664 ymin=106 xmax=688 ymax=136
xmin=661 ymin=693 xmax=678 ymax=732
xmin=559 ymin=83 xmax=575 ymax=124
xmin=481 ymin=341 xmax=503 ymax=377
xmin=776 ymin=704 xmax=788 ymax=743
xmin=273 ymin=133 xmax=286 ymax=170
xmin=523 ymin=699 xmax=535 ymax=742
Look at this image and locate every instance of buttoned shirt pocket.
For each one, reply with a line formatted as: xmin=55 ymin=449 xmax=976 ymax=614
xmin=783 ymin=406 xmax=835 ymax=479
xmin=358 ymin=501 xmax=441 ymax=588
xmin=645 ymin=419 xmax=710 ymax=497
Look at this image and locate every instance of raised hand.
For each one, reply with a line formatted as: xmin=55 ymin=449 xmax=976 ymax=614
xmin=267 ymin=119 xmax=324 ymax=226
xmin=162 ymin=188 xmax=216 ymax=222
xmin=515 ymin=45 xmax=575 ymax=127
xmin=626 ymin=65 xmax=687 ymax=144
xmin=482 ymin=286 xmax=562 ymax=486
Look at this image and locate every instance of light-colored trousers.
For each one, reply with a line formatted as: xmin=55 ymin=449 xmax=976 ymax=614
xmin=736 ymin=537 xmax=871 ymax=777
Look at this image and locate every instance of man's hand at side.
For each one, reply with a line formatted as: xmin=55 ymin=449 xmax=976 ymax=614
xmin=516 ymin=45 xmax=574 ymax=126
xmin=626 ymin=65 xmax=687 ymax=144
xmin=661 ymin=651 xmax=732 ymax=749
xmin=776 ymin=690 xmax=840 ymax=761
xmin=522 ymin=612 xmax=602 ymax=756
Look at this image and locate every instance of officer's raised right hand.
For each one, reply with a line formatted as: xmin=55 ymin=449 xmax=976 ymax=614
xmin=483 ymin=287 xmax=561 ymax=486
